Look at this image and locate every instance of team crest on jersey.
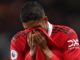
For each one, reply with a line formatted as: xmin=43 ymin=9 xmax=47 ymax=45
xmin=11 ymin=50 xmax=18 ymax=60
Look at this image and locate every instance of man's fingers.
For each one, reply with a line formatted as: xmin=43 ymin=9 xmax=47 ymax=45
xmin=27 ymin=31 xmax=35 ymax=47
xmin=34 ymin=31 xmax=46 ymax=44
xmin=28 ymin=32 xmax=32 ymax=40
xmin=32 ymin=33 xmax=36 ymax=46
xmin=27 ymin=30 xmax=47 ymax=46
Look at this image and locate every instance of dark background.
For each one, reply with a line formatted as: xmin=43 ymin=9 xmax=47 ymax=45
xmin=0 ymin=0 xmax=80 ymax=60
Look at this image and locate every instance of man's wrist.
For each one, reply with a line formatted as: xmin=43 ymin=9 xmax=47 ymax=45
xmin=30 ymin=48 xmax=36 ymax=57
xmin=42 ymin=48 xmax=54 ymax=59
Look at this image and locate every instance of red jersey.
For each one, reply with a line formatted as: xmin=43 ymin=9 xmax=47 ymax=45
xmin=10 ymin=24 xmax=80 ymax=60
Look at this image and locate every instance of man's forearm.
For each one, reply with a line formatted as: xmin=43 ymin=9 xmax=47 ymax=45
xmin=30 ymin=48 xmax=36 ymax=60
xmin=42 ymin=47 xmax=54 ymax=60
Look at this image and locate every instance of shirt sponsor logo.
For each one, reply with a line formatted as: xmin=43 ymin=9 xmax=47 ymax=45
xmin=67 ymin=39 xmax=79 ymax=49
xmin=11 ymin=50 xmax=18 ymax=60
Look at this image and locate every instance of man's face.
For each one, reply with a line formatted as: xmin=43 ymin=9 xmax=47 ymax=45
xmin=22 ymin=17 xmax=48 ymax=30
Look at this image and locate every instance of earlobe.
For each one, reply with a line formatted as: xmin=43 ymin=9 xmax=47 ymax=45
xmin=43 ymin=16 xmax=48 ymax=21
xmin=22 ymin=23 xmax=27 ymax=29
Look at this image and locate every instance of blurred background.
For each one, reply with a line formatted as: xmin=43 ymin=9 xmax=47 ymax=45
xmin=0 ymin=0 xmax=80 ymax=60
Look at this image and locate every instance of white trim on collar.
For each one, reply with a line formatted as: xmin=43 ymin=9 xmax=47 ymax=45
xmin=48 ymin=22 xmax=53 ymax=36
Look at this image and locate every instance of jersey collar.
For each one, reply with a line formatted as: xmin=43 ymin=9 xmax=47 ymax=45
xmin=48 ymin=22 xmax=53 ymax=36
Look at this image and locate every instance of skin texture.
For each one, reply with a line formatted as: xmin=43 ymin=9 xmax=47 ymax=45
xmin=23 ymin=16 xmax=54 ymax=60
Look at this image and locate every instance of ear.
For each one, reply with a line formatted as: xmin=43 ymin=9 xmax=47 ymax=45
xmin=43 ymin=16 xmax=48 ymax=21
xmin=22 ymin=23 xmax=27 ymax=29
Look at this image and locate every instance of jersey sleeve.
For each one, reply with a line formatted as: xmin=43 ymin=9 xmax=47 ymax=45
xmin=10 ymin=32 xmax=29 ymax=60
xmin=50 ymin=54 xmax=60 ymax=60
xmin=25 ymin=52 xmax=33 ymax=60
xmin=62 ymin=29 xmax=80 ymax=60
xmin=50 ymin=25 xmax=80 ymax=60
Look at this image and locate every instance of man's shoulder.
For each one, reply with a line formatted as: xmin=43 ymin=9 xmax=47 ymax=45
xmin=51 ymin=24 xmax=78 ymax=48
xmin=10 ymin=30 xmax=29 ymax=51
xmin=52 ymin=24 xmax=76 ymax=34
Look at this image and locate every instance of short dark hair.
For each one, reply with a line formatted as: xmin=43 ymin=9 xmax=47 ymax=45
xmin=20 ymin=1 xmax=45 ymax=22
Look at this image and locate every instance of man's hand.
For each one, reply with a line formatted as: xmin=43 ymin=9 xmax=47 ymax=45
xmin=27 ymin=30 xmax=48 ymax=56
xmin=27 ymin=30 xmax=54 ymax=60
xmin=27 ymin=30 xmax=48 ymax=49
xmin=34 ymin=30 xmax=48 ymax=49
xmin=27 ymin=31 xmax=37 ymax=58
xmin=34 ymin=30 xmax=54 ymax=60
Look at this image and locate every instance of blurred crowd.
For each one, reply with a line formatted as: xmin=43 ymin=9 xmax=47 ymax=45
xmin=0 ymin=0 xmax=80 ymax=60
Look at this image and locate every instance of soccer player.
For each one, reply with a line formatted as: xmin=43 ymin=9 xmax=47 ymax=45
xmin=10 ymin=1 xmax=80 ymax=60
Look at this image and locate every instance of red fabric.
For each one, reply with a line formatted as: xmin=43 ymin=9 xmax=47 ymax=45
xmin=36 ymin=46 xmax=45 ymax=60
xmin=10 ymin=25 xmax=80 ymax=60
xmin=50 ymin=55 xmax=60 ymax=60
xmin=25 ymin=52 xmax=32 ymax=60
